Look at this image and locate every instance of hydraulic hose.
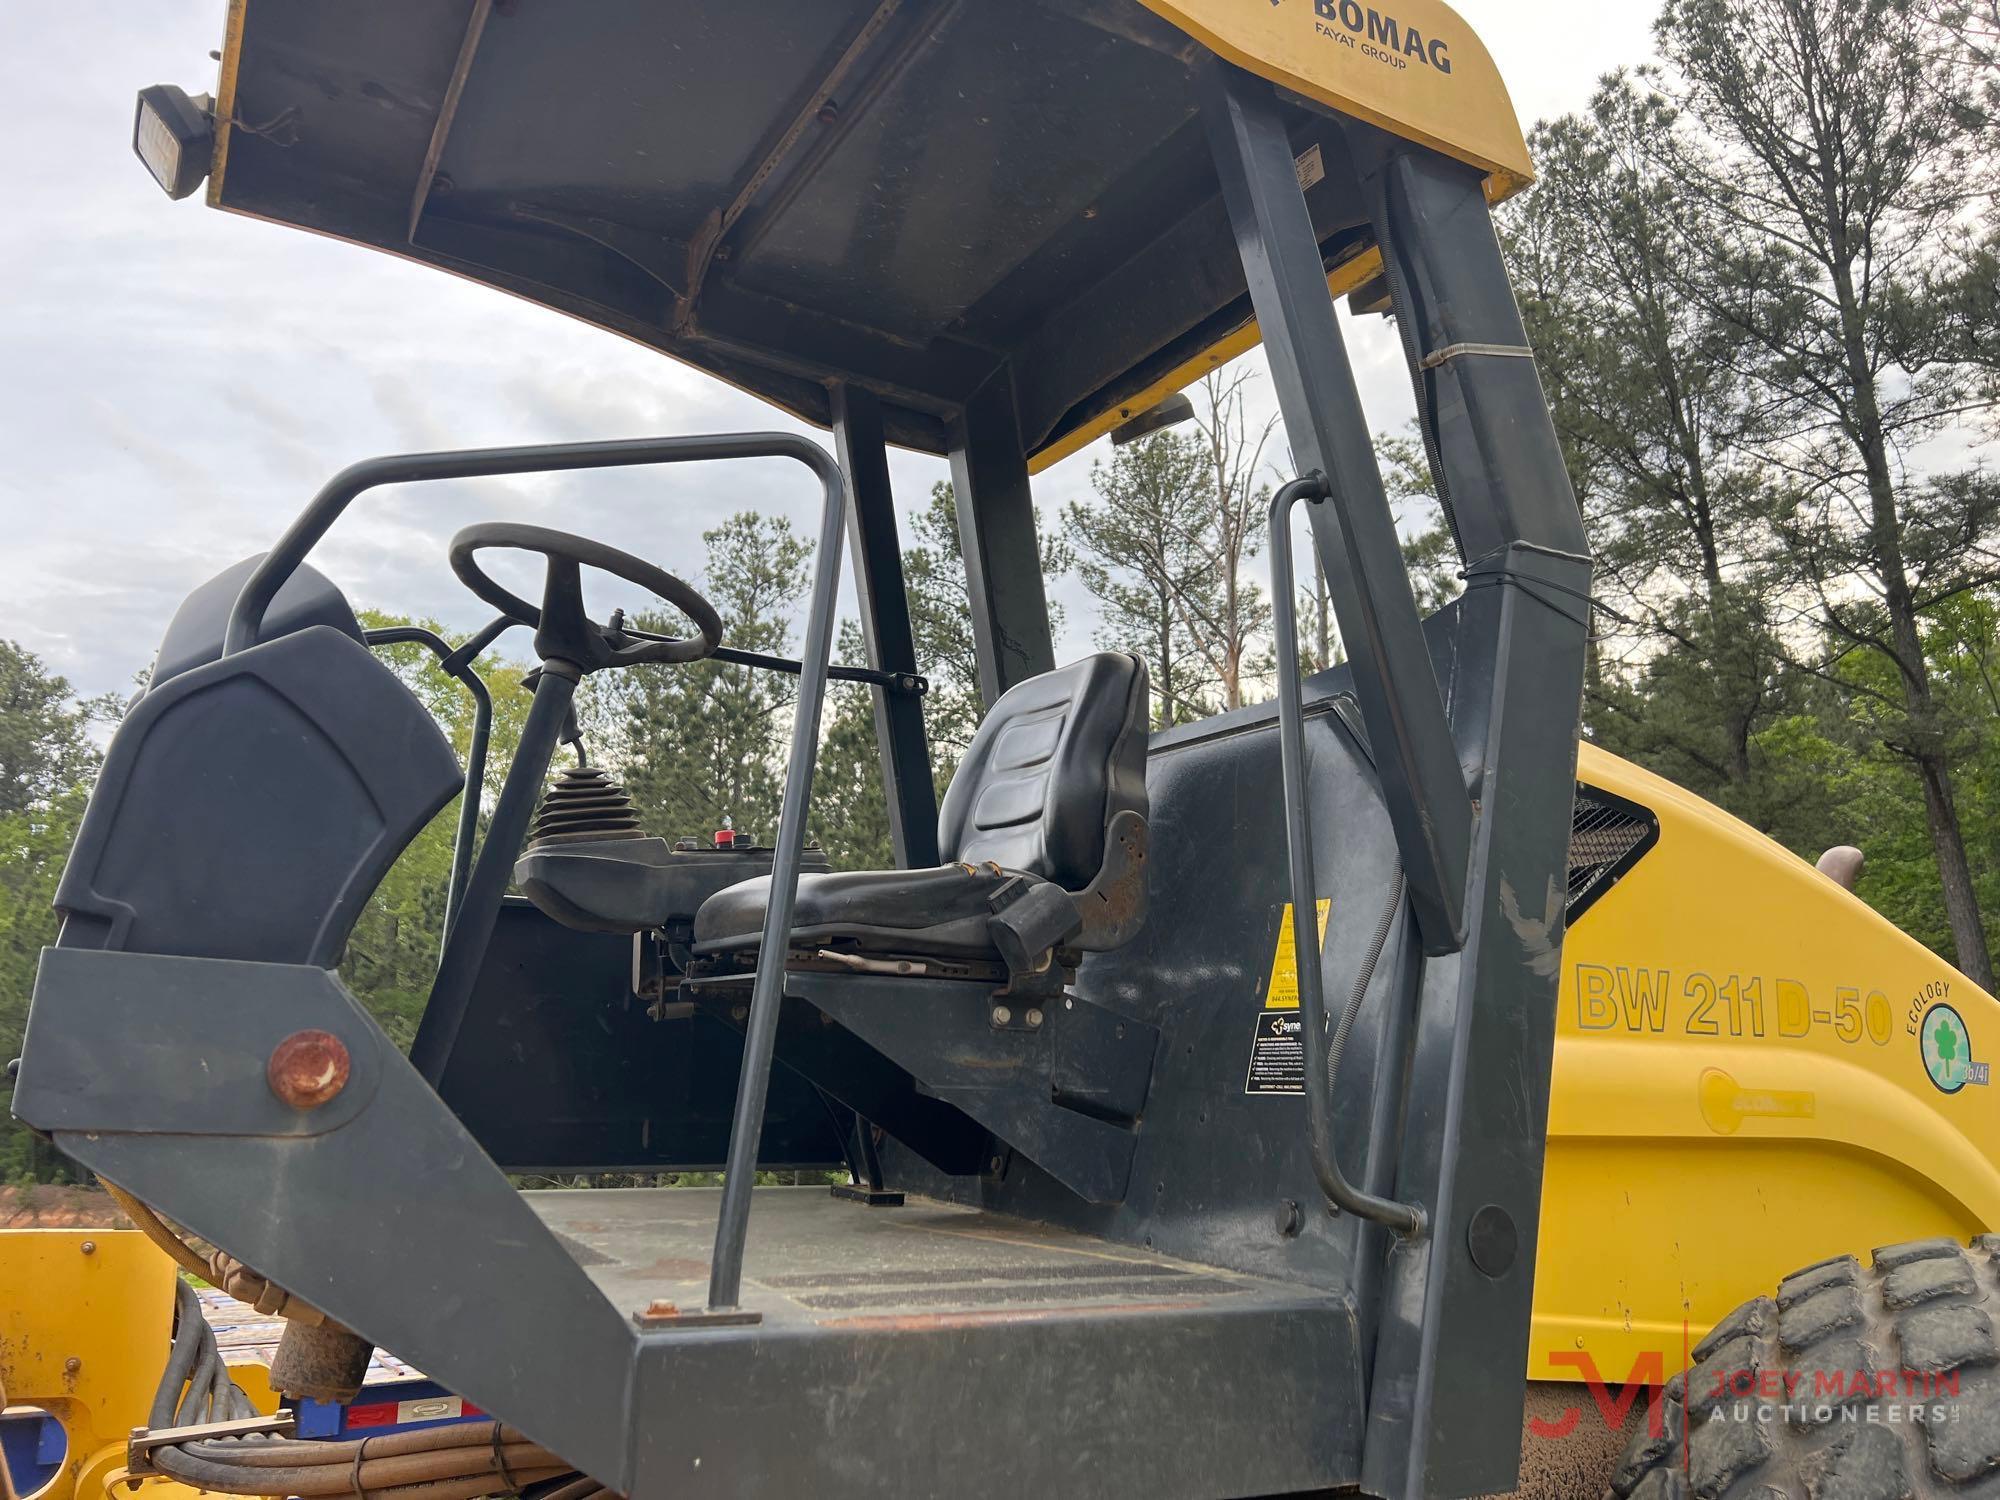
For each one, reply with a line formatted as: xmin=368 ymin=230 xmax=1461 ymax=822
xmin=104 ymin=1179 xmax=329 ymax=1326
xmin=142 ymin=1271 xmax=606 ymax=1500
xmin=148 ymin=1446 xmax=569 ymax=1500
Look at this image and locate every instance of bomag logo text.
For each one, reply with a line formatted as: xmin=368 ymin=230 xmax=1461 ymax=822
xmin=1311 ymin=0 xmax=1453 ymax=74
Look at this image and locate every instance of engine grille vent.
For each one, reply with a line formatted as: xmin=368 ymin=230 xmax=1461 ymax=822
xmin=1566 ymin=784 xmax=1659 ymax=922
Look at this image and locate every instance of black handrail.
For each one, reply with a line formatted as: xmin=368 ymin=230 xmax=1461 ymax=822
xmin=225 ymin=432 xmax=849 ymax=1312
xmin=1269 ymin=473 xmax=1427 ymax=1238
xmin=361 ymin=617 xmax=516 ymax=955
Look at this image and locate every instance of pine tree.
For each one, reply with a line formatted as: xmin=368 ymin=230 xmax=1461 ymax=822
xmin=1658 ymin=0 xmax=2000 ymax=984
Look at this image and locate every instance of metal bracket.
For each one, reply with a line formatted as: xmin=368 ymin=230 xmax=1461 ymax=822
xmin=1072 ymin=810 xmax=1148 ymax=952
xmin=632 ymin=1302 xmax=763 ymax=1331
xmin=1417 ymin=341 xmax=1534 ymax=370
xmin=128 ymin=1412 xmax=298 ymax=1476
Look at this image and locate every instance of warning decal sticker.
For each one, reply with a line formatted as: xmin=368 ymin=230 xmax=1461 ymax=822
xmin=1246 ymin=1007 xmax=1306 ymax=1095
xmin=1264 ymin=898 xmax=1330 ymax=1010
xmin=1247 ymin=898 xmax=1329 ymax=1094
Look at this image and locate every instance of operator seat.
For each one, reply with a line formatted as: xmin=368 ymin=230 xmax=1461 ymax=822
xmin=693 ymin=653 xmax=1151 ymax=974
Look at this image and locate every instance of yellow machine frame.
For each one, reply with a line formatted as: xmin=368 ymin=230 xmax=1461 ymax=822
xmin=0 ymin=1232 xmax=278 ymax=1500
xmin=1535 ymin=745 xmax=1998 ymax=1381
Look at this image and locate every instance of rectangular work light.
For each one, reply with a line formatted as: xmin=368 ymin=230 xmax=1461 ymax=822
xmin=133 ymin=84 xmax=214 ymax=201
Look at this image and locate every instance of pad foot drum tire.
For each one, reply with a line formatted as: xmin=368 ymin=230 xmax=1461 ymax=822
xmin=1609 ymin=1237 xmax=2000 ymax=1500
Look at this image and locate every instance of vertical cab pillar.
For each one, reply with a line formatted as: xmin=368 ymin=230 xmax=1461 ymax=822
xmin=831 ymin=383 xmax=940 ymax=868
xmin=947 ymin=367 xmax=1056 ymax=706
xmin=1202 ymin=63 xmax=1472 ymax=958
xmin=1353 ymin=134 xmax=1594 ymax=1500
xmin=1203 ymin=62 xmax=1595 ymax=1500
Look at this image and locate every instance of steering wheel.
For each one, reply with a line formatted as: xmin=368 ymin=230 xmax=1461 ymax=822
xmin=448 ymin=522 xmax=724 ymax=672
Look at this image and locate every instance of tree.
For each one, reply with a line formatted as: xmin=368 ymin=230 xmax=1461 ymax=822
xmin=810 ymin=622 xmax=899 ymax=871
xmin=1504 ymin=76 xmax=1790 ymax=803
xmin=0 ymin=642 xmax=107 ymax=818
xmin=900 ymin=482 xmax=998 ymax=771
xmin=0 ymin=786 xmax=88 ymax=1181
xmin=1657 ymin=0 xmax=2000 ymax=984
xmin=1375 ymin=429 xmax=1464 ymax=616
xmin=1067 ymin=432 xmax=1220 ymax=727
xmin=1183 ymin=371 xmax=1280 ymax=709
xmin=0 ymin=640 xmax=110 ymax=1179
xmin=606 ymin=513 xmax=811 ymax=846
xmin=336 ymin=611 xmax=535 ymax=1047
xmin=1288 ymin=430 xmax=1458 ymax=674
xmin=1064 ymin=372 xmax=1282 ymax=726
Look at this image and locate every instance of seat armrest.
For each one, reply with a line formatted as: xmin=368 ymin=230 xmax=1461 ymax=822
xmin=987 ymin=878 xmax=1083 ymax=974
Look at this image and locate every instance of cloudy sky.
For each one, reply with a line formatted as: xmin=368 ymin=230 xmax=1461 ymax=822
xmin=0 ymin=2 xmax=1657 ymax=698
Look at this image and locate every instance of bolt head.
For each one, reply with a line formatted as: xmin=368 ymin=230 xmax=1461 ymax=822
xmin=80 ymin=1240 xmax=97 ymax=1255
xmin=1026 ymin=1008 xmax=1043 ymax=1028
xmin=267 ymin=1030 xmax=351 ymax=1111
xmin=1275 ymin=1199 xmax=1304 ymax=1238
xmin=64 ymin=1356 xmax=81 ymax=1374
xmin=991 ymin=1004 xmax=1012 ymax=1026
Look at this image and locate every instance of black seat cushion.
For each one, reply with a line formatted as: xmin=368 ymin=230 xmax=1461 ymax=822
xmin=693 ymin=652 xmax=1150 ymax=960
xmin=694 ymin=863 xmax=1023 ymax=958
xmin=938 ymin=651 xmax=1148 ymax=884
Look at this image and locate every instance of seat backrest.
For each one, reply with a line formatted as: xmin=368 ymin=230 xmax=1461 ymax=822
xmin=938 ymin=653 xmax=1149 ymax=888
xmin=55 ymin=624 xmax=462 ymax=967
xmin=150 ymin=554 xmax=367 ymax=689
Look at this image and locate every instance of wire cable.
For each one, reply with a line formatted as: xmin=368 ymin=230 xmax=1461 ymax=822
xmin=1324 ymin=867 xmax=1406 ymax=1122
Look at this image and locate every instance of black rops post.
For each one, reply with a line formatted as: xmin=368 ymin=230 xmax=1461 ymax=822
xmin=947 ymin=367 xmax=1057 ymax=706
xmin=1204 ymin=64 xmax=1593 ymax=1500
xmin=1354 ymin=131 xmax=1593 ymax=1500
xmin=1204 ymin=64 xmax=1474 ymax=960
xmin=832 ymin=383 xmax=940 ymax=868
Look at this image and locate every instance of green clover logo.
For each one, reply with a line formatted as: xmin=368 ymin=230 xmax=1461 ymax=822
xmin=1922 ymin=1004 xmax=1973 ymax=1094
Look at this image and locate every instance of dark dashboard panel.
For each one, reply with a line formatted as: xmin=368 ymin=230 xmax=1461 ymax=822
xmin=434 ymin=899 xmax=846 ymax=1172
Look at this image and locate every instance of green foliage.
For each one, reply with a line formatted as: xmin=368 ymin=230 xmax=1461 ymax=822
xmin=813 ymin=623 xmax=899 ymax=872
xmin=0 ymin=641 xmax=108 ymax=818
xmin=0 ymin=640 xmax=109 ymax=1178
xmin=1375 ymin=427 xmax=1463 ymax=616
xmin=337 ymin=611 xmax=537 ymax=1048
xmin=901 ymin=482 xmax=1007 ymax=771
xmin=0 ymin=786 xmax=88 ymax=1180
xmin=602 ymin=512 xmax=813 ymax=848
xmin=1502 ymin=0 xmax=2000 ymax=983
xmin=800 ymin=485 xmax=1002 ymax=869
